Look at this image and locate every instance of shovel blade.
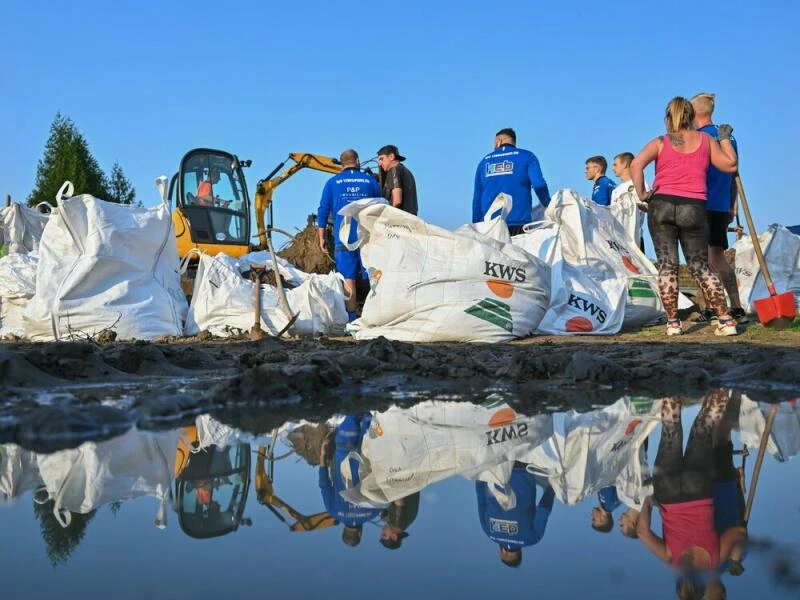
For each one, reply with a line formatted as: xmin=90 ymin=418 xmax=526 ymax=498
xmin=753 ymin=291 xmax=797 ymax=327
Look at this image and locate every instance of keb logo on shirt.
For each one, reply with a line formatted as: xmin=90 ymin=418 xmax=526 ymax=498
xmin=489 ymin=518 xmax=519 ymax=535
xmin=486 ymin=160 xmax=514 ymax=177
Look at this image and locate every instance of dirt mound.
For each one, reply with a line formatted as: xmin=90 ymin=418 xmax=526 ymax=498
xmin=277 ymin=215 xmax=335 ymax=275
xmin=286 ymin=423 xmax=331 ymax=466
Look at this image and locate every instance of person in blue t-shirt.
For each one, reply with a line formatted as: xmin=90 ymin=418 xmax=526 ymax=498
xmin=691 ymin=93 xmax=748 ymax=324
xmin=476 ymin=463 xmax=556 ymax=567
xmin=317 ymin=150 xmax=381 ymax=322
xmin=585 ymin=156 xmax=616 ymax=207
xmin=590 ymin=485 xmax=622 ymax=533
xmin=472 ymin=128 xmax=551 ymax=235
xmin=318 ymin=414 xmax=382 ymax=546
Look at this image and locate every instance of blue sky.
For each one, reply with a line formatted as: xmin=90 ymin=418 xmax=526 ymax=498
xmin=2 ymin=1 xmax=798 ymax=246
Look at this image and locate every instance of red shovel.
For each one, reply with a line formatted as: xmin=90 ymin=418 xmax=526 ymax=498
xmin=735 ymin=175 xmax=797 ymax=328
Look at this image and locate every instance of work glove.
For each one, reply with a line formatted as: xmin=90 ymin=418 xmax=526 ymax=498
xmin=717 ymin=124 xmax=734 ymax=141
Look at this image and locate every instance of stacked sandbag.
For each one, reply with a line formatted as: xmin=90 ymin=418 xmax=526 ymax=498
xmin=23 ymin=182 xmax=187 ymax=341
xmin=184 ymin=251 xmax=348 ymax=337
xmin=341 ymin=196 xmax=551 ymax=342
xmin=0 ymin=202 xmax=49 ymax=254
xmin=514 ymin=189 xmax=663 ymax=334
xmin=734 ymin=224 xmax=800 ymax=314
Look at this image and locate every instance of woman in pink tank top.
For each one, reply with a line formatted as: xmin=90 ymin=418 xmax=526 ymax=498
xmin=630 ymin=97 xmax=739 ymax=337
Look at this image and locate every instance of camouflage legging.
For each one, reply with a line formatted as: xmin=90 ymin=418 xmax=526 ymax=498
xmin=647 ymin=195 xmax=728 ymax=320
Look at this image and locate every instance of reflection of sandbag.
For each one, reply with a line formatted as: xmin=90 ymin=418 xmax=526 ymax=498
xmin=184 ymin=252 xmax=348 ymax=337
xmin=36 ymin=428 xmax=179 ymax=527
xmin=23 ymin=183 xmax=187 ymax=340
xmin=738 ymin=396 xmax=800 ymax=462
xmin=734 ymin=225 xmax=800 ymax=313
xmin=0 ymin=445 xmax=44 ymax=504
xmin=341 ymin=196 xmax=551 ymax=342
xmin=340 ymin=400 xmax=554 ymax=507
xmin=523 ymin=398 xmax=660 ymax=505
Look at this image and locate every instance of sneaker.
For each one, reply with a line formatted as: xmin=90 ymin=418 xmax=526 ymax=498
xmin=715 ymin=317 xmax=738 ymax=337
xmin=695 ymin=309 xmax=718 ymax=323
xmin=730 ymin=308 xmax=750 ymax=324
xmin=666 ymin=319 xmax=683 ymax=336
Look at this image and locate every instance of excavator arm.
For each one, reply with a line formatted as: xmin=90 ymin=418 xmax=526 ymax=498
xmin=254 ymin=153 xmax=342 ymax=249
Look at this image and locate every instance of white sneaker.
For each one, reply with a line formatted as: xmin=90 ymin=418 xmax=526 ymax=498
xmin=666 ymin=320 xmax=683 ymax=336
xmin=715 ymin=317 xmax=738 ymax=337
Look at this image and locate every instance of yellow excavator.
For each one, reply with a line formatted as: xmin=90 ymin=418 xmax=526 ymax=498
xmin=170 ymin=148 xmax=344 ymax=259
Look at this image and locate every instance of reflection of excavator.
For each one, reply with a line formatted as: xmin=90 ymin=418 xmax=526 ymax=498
xmin=255 ymin=443 xmax=336 ymax=533
xmin=173 ymin=426 xmax=252 ymax=539
xmin=169 ymin=149 xmax=343 ymax=260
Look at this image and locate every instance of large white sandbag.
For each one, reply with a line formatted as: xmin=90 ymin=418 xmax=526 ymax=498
xmin=184 ymin=252 xmax=347 ymax=337
xmin=341 ymin=196 xmax=551 ymax=342
xmin=0 ymin=445 xmax=44 ymax=504
xmin=0 ymin=202 xmax=49 ymax=254
xmin=340 ymin=400 xmax=554 ymax=507
xmin=22 ymin=183 xmax=187 ymax=340
xmin=738 ymin=396 xmax=800 ymax=463
xmin=0 ymin=253 xmax=39 ymax=337
xmin=734 ymin=225 xmax=800 ymax=314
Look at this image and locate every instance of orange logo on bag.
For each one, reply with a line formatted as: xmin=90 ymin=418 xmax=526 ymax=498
xmin=369 ymin=423 xmax=384 ymax=439
xmin=622 ymin=256 xmax=640 ymax=274
xmin=624 ymin=419 xmax=642 ymax=436
xmin=565 ymin=316 xmax=594 ymax=332
xmin=487 ymin=279 xmax=514 ymax=298
xmin=488 ymin=407 xmax=517 ymax=426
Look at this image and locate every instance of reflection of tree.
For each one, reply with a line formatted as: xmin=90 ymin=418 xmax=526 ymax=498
xmin=109 ymin=501 xmax=123 ymax=517
xmin=33 ymin=498 xmax=97 ymax=567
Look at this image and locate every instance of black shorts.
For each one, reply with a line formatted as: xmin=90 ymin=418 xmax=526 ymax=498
xmin=707 ymin=210 xmax=730 ymax=249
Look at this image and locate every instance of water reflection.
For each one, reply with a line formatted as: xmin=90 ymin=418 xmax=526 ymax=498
xmin=0 ymin=389 xmax=798 ymax=597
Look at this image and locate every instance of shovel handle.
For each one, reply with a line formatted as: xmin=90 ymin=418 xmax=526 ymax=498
xmin=743 ymin=404 xmax=779 ymax=525
xmin=735 ymin=175 xmax=776 ymax=291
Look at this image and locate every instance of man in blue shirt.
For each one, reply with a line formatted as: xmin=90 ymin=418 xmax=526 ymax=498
xmin=691 ymin=93 xmax=748 ymax=324
xmin=591 ymin=485 xmax=621 ymax=533
xmin=472 ymin=128 xmax=551 ymax=235
xmin=317 ymin=149 xmax=381 ymax=322
xmin=585 ymin=156 xmax=616 ymax=206
xmin=476 ymin=464 xmax=556 ymax=567
xmin=318 ymin=414 xmax=383 ymax=547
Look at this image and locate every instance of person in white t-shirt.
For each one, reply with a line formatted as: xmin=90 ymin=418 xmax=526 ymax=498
xmin=611 ymin=152 xmax=649 ymax=251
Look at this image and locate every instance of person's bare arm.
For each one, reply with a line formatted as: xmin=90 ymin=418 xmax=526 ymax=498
xmin=709 ymin=124 xmax=738 ymax=173
xmin=631 ymin=138 xmax=660 ymax=201
xmin=720 ymin=525 xmax=747 ymax=560
xmin=637 ymin=496 xmax=670 ymax=561
xmin=318 ymin=227 xmax=327 ymax=252
xmin=391 ymin=187 xmax=403 ymax=208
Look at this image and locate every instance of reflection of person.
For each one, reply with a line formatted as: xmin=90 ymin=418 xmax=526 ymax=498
xmin=377 ymin=145 xmax=417 ymax=215
xmin=472 ymin=128 xmax=550 ymax=235
xmin=476 ymin=463 xmax=556 ymax=568
xmin=636 ymin=392 xmax=746 ymax=599
xmin=380 ymin=492 xmax=420 ymax=550
xmin=591 ymin=485 xmax=621 ymax=533
xmin=630 ymin=97 xmax=739 ymax=337
xmin=317 ymin=149 xmax=381 ymax=322
xmin=584 ymin=156 xmax=616 ymax=207
xmin=318 ymin=414 xmax=382 ymax=547
xmin=691 ymin=92 xmax=748 ymax=325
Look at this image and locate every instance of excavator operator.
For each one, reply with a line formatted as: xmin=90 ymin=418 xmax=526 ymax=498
xmin=196 ymin=167 xmax=229 ymax=208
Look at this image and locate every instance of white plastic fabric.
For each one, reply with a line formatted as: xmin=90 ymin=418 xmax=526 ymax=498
xmin=341 ymin=195 xmax=551 ymax=342
xmin=514 ymin=189 xmax=663 ymax=334
xmin=236 ymin=250 xmax=309 ymax=287
xmin=0 ymin=252 xmax=39 ymax=337
xmin=0 ymin=445 xmax=44 ymax=505
xmin=340 ymin=400 xmax=554 ymax=508
xmin=738 ymin=396 xmax=799 ymax=463
xmin=733 ymin=224 xmax=800 ymax=313
xmin=35 ymin=428 xmax=180 ymax=528
xmin=0 ymin=202 xmax=49 ymax=254
xmin=609 ymin=181 xmax=648 ymax=247
xmin=184 ymin=252 xmax=347 ymax=337
xmin=522 ymin=397 xmax=660 ymax=506
xmin=23 ymin=182 xmax=187 ymax=340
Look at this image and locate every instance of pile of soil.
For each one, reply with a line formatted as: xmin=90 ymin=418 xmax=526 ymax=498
xmin=286 ymin=423 xmax=331 ymax=466
xmin=277 ymin=215 xmax=335 ymax=275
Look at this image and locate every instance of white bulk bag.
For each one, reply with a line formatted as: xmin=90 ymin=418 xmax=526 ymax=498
xmin=340 ymin=196 xmax=551 ymax=342
xmin=0 ymin=252 xmax=39 ymax=337
xmin=340 ymin=400 xmax=554 ymax=507
xmin=22 ymin=183 xmax=187 ymax=340
xmin=0 ymin=202 xmax=49 ymax=255
xmin=738 ymin=396 xmax=799 ymax=463
xmin=0 ymin=445 xmax=44 ymax=505
xmin=734 ymin=225 xmax=800 ymax=314
xmin=184 ymin=252 xmax=347 ymax=337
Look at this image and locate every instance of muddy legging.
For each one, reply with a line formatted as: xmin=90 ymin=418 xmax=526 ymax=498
xmin=647 ymin=194 xmax=728 ymax=320
xmin=654 ymin=392 xmax=729 ymax=504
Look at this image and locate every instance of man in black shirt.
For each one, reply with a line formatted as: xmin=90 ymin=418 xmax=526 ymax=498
xmin=377 ymin=144 xmax=418 ymax=215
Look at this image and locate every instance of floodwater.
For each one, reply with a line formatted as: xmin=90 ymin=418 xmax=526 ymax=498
xmin=1 ymin=389 xmax=798 ymax=600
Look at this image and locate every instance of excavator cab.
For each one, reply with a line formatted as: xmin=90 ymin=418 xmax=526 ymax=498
xmin=174 ymin=434 xmax=252 ymax=539
xmin=172 ymin=148 xmax=252 ymax=259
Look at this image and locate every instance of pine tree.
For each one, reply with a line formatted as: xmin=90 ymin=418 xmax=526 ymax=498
xmin=107 ymin=162 xmax=136 ymax=205
xmin=27 ymin=113 xmax=110 ymax=207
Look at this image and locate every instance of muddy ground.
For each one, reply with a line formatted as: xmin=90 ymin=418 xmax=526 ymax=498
xmin=1 ymin=318 xmax=798 ymax=452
